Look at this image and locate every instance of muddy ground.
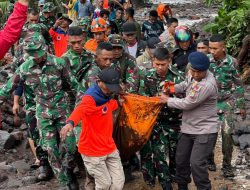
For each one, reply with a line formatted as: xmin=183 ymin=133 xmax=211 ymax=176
xmin=1 ymin=132 xmax=250 ymax=190
xmin=0 ymin=0 xmax=250 ymax=189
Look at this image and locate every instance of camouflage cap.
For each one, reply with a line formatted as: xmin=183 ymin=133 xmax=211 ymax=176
xmin=77 ymin=17 xmax=91 ymax=31
xmin=27 ymin=24 xmax=43 ymax=33
xmin=156 ymin=41 xmax=178 ymax=54
xmin=23 ymin=32 xmax=46 ymax=58
xmin=108 ymin=34 xmax=125 ymax=49
xmin=42 ymin=2 xmax=56 ymax=13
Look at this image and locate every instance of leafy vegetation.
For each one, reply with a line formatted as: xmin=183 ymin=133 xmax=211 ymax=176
xmin=204 ymin=0 xmax=250 ymax=56
xmin=0 ymin=0 xmax=11 ymax=28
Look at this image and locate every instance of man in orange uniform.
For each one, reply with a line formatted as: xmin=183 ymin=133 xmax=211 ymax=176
xmin=49 ymin=14 xmax=72 ymax=57
xmin=84 ymin=17 xmax=108 ymax=53
xmin=60 ymin=67 xmax=125 ymax=190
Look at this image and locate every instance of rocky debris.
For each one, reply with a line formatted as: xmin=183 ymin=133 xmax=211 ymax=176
xmin=0 ymin=130 xmax=25 ymax=150
xmin=0 ymin=161 xmax=17 ymax=173
xmin=20 ymin=123 xmax=28 ymax=131
xmin=22 ymin=176 xmax=39 ymax=185
xmin=11 ymin=131 xmax=24 ymax=141
xmin=12 ymin=159 xmax=30 ymax=174
xmin=1 ymin=122 xmax=14 ymax=133
xmin=0 ymin=130 xmax=16 ymax=149
xmin=7 ymin=177 xmax=22 ymax=189
xmin=0 ymin=173 xmax=8 ymax=183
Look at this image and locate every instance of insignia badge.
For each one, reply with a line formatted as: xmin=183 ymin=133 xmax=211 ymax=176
xmin=102 ymin=106 xmax=108 ymax=114
xmin=189 ymin=81 xmax=201 ymax=98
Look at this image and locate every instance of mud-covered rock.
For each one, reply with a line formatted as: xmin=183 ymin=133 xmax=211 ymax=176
xmin=0 ymin=174 xmax=8 ymax=183
xmin=0 ymin=130 xmax=15 ymax=149
xmin=12 ymin=159 xmax=30 ymax=174
xmin=22 ymin=176 xmax=38 ymax=185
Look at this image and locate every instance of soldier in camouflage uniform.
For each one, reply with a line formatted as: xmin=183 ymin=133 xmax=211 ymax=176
xmin=108 ymin=34 xmax=140 ymax=93
xmin=62 ymin=26 xmax=94 ymax=144
xmin=9 ymin=33 xmax=79 ymax=189
xmin=140 ymin=47 xmax=184 ymax=190
xmin=114 ymin=7 xmax=125 ymax=34
xmin=76 ymin=17 xmax=92 ymax=43
xmin=208 ymin=34 xmax=245 ymax=178
xmin=39 ymin=2 xmax=57 ymax=31
xmin=0 ymin=28 xmax=53 ymax=180
xmin=77 ymin=42 xmax=114 ymax=100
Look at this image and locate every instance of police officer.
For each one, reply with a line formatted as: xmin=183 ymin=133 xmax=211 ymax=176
xmin=160 ymin=52 xmax=219 ymax=190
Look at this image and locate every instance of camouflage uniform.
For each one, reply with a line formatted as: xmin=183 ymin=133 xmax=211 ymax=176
xmin=13 ymin=34 xmax=79 ymax=186
xmin=136 ymin=52 xmax=153 ymax=95
xmin=39 ymin=2 xmax=57 ymax=31
xmin=115 ymin=18 xmax=125 ymax=34
xmin=208 ymin=54 xmax=245 ymax=176
xmin=20 ymin=24 xmax=55 ymax=56
xmin=76 ymin=17 xmax=92 ymax=42
xmin=108 ymin=34 xmax=140 ymax=93
xmin=140 ymin=65 xmax=184 ymax=188
xmin=77 ymin=62 xmax=102 ymax=101
xmin=62 ymin=48 xmax=94 ymax=143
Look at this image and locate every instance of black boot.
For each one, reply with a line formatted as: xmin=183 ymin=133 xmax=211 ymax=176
xmin=207 ymin=152 xmax=216 ymax=171
xmin=208 ymin=161 xmax=217 ymax=171
xmin=37 ymin=159 xmax=53 ymax=181
xmin=178 ymin=184 xmax=189 ymax=190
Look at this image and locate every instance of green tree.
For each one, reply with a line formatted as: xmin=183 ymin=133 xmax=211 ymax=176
xmin=204 ymin=0 xmax=250 ymax=56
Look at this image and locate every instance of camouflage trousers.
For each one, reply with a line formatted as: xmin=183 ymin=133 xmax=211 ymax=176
xmin=220 ymin=112 xmax=235 ymax=168
xmin=26 ymin=111 xmax=39 ymax=145
xmin=218 ymin=100 xmax=235 ymax=168
xmin=25 ymin=111 xmax=47 ymax=159
xmin=37 ymin=114 xmax=77 ymax=186
xmin=141 ymin=122 xmax=179 ymax=189
xmin=73 ymin=124 xmax=81 ymax=145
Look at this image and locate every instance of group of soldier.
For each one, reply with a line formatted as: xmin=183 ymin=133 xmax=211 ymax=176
xmin=0 ymin=0 xmax=249 ymax=190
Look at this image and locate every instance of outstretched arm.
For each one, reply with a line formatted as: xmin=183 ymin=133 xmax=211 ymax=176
xmin=0 ymin=0 xmax=29 ymax=59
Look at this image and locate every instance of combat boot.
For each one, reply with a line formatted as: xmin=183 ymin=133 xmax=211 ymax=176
xmin=208 ymin=161 xmax=217 ymax=171
xmin=178 ymin=184 xmax=188 ymax=190
xmin=207 ymin=154 xmax=216 ymax=171
xmin=37 ymin=159 xmax=53 ymax=181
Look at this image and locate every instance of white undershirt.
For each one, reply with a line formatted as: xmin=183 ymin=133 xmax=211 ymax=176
xmin=128 ymin=42 xmax=138 ymax=58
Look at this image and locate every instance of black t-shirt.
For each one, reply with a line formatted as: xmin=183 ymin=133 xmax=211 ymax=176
xmin=107 ymin=20 xmax=119 ymax=34
xmin=173 ymin=43 xmax=197 ymax=72
xmin=142 ymin=20 xmax=164 ymax=40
